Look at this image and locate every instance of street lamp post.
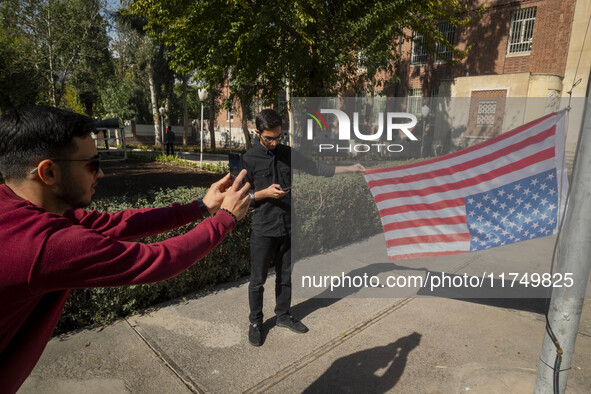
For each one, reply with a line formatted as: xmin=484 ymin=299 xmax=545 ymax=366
xmin=420 ymin=104 xmax=430 ymax=158
xmin=228 ymin=104 xmax=232 ymax=148
xmin=159 ymin=106 xmax=165 ymax=149
xmin=198 ymin=88 xmax=208 ymax=167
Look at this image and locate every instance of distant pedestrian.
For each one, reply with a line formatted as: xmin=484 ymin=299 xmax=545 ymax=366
xmin=165 ymin=127 xmax=176 ymax=156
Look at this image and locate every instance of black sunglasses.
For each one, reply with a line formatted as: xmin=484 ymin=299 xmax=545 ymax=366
xmin=29 ymin=157 xmax=101 ymax=174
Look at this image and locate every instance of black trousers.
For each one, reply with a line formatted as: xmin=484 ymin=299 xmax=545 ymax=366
xmin=248 ymin=233 xmax=292 ymax=324
xmin=166 ymin=143 xmax=174 ymax=155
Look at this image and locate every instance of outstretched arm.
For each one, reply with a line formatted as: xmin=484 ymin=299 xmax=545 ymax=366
xmin=31 ymin=171 xmax=252 ymax=291
xmin=334 ymin=163 xmax=366 ymax=175
xmin=66 ymin=170 xmax=251 ymax=241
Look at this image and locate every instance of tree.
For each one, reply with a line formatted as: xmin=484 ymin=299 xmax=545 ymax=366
xmin=8 ymin=0 xmax=112 ymax=108
xmin=127 ymin=0 xmax=481 ymax=147
xmin=0 ymin=0 xmax=42 ymax=111
xmin=129 ymin=1 xmax=480 ymax=94
xmin=112 ymin=10 xmax=177 ymax=147
xmin=208 ymin=85 xmax=221 ymax=151
xmin=107 ymin=12 xmax=153 ymax=124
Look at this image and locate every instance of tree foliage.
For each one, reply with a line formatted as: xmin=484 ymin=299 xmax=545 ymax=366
xmin=0 ymin=0 xmax=44 ymax=110
xmin=127 ymin=0 xmax=481 ymax=101
xmin=5 ymin=0 xmax=112 ymax=108
xmin=126 ymin=0 xmax=482 ymax=148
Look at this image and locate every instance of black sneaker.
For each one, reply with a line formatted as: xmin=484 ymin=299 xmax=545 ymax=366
xmin=276 ymin=316 xmax=309 ymax=333
xmin=248 ymin=323 xmax=262 ymax=346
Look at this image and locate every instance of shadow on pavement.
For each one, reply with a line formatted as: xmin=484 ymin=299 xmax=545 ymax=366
xmin=291 ymin=262 xmax=399 ymax=320
xmin=302 ymin=332 xmax=422 ymax=393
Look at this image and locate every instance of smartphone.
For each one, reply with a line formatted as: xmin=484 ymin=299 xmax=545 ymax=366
xmin=281 ymin=186 xmax=293 ymax=191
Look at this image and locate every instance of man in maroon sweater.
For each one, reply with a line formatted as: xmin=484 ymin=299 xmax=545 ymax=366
xmin=0 ymin=105 xmax=252 ymax=393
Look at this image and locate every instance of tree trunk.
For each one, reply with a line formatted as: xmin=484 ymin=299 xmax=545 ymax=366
xmin=239 ymin=93 xmax=252 ymax=149
xmin=286 ymin=78 xmax=293 ymax=147
xmin=148 ymin=66 xmax=162 ymax=147
xmin=208 ymin=88 xmax=216 ymax=151
xmin=182 ymin=75 xmax=188 ymax=146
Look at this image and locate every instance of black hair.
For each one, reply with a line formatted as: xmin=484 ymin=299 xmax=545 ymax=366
xmin=0 ymin=105 xmax=95 ymax=180
xmin=255 ymin=109 xmax=282 ymax=133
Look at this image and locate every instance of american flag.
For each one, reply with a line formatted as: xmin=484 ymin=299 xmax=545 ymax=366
xmin=364 ymin=110 xmax=568 ymax=261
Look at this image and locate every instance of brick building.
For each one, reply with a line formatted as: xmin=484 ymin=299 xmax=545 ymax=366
xmin=209 ymin=0 xmax=590 ymax=157
xmin=394 ymin=0 xmax=590 ymax=162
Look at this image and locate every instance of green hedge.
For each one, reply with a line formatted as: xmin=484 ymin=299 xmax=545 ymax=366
xmin=292 ymin=171 xmax=382 ymax=258
xmin=56 ymin=168 xmax=390 ymax=333
xmin=58 ymin=187 xmax=253 ymax=334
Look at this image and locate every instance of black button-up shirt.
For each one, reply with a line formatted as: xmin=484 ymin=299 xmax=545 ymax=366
xmin=242 ymin=138 xmax=336 ymax=237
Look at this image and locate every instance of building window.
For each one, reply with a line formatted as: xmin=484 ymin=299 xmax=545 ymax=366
xmin=374 ymin=91 xmax=387 ymax=115
xmin=250 ymin=98 xmax=265 ymax=122
xmin=407 ymin=88 xmax=424 ymax=118
xmin=278 ymin=99 xmax=287 ymax=117
xmin=411 ymin=32 xmax=428 ymax=65
xmin=430 ymin=85 xmax=440 ymax=98
xmin=355 ymin=93 xmax=369 ymax=115
xmin=357 ymin=50 xmax=367 ymax=72
xmin=476 ymin=101 xmax=497 ymax=125
xmin=467 ymin=90 xmax=506 ymax=141
xmin=435 ymin=22 xmax=455 ymax=62
xmin=326 ymin=97 xmax=339 ymax=110
xmin=507 ymin=7 xmax=536 ymax=55
xmin=250 ymin=99 xmax=258 ymax=122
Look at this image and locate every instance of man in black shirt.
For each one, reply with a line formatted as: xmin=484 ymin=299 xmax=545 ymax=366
xmin=242 ymin=109 xmax=365 ymax=346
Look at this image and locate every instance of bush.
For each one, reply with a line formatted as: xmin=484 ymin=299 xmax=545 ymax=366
xmin=155 ymin=153 xmax=199 ymax=168
xmin=200 ymin=161 xmax=230 ymax=174
xmin=292 ymin=172 xmax=382 ymax=259
xmin=154 ymin=153 xmax=229 ymax=174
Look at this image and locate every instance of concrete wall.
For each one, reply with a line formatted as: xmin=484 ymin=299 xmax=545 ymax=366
xmin=123 ymin=122 xmax=249 ymax=149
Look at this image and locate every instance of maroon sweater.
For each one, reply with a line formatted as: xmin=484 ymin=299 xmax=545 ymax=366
xmin=0 ymin=184 xmax=236 ymax=393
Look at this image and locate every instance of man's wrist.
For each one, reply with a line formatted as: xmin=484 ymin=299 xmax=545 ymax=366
xmin=198 ymin=199 xmax=211 ymax=218
xmin=219 ymin=208 xmax=237 ymax=223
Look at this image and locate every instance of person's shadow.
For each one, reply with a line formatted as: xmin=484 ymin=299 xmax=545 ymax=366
xmin=302 ymin=332 xmax=422 ymax=393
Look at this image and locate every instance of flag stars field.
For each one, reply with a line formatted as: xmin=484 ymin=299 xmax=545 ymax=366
xmin=466 ymin=169 xmax=559 ymax=251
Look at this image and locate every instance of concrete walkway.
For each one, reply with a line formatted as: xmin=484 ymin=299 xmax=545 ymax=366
xmin=18 ymin=235 xmax=591 ymax=393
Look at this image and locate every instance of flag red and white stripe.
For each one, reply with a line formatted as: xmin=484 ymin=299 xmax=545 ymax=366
xmin=364 ymin=110 xmax=568 ymax=261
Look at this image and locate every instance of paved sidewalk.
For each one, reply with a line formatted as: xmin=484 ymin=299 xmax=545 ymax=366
xmin=18 ymin=235 xmax=591 ymax=393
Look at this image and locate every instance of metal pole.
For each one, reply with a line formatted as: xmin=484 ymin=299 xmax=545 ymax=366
xmin=200 ymin=100 xmax=204 ymax=167
xmin=420 ymin=119 xmax=425 ymax=158
xmin=161 ymin=115 xmax=164 ymax=150
xmin=535 ymin=97 xmax=591 ymax=392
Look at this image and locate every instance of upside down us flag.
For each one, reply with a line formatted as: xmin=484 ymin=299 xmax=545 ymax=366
xmin=364 ymin=110 xmax=569 ymax=261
